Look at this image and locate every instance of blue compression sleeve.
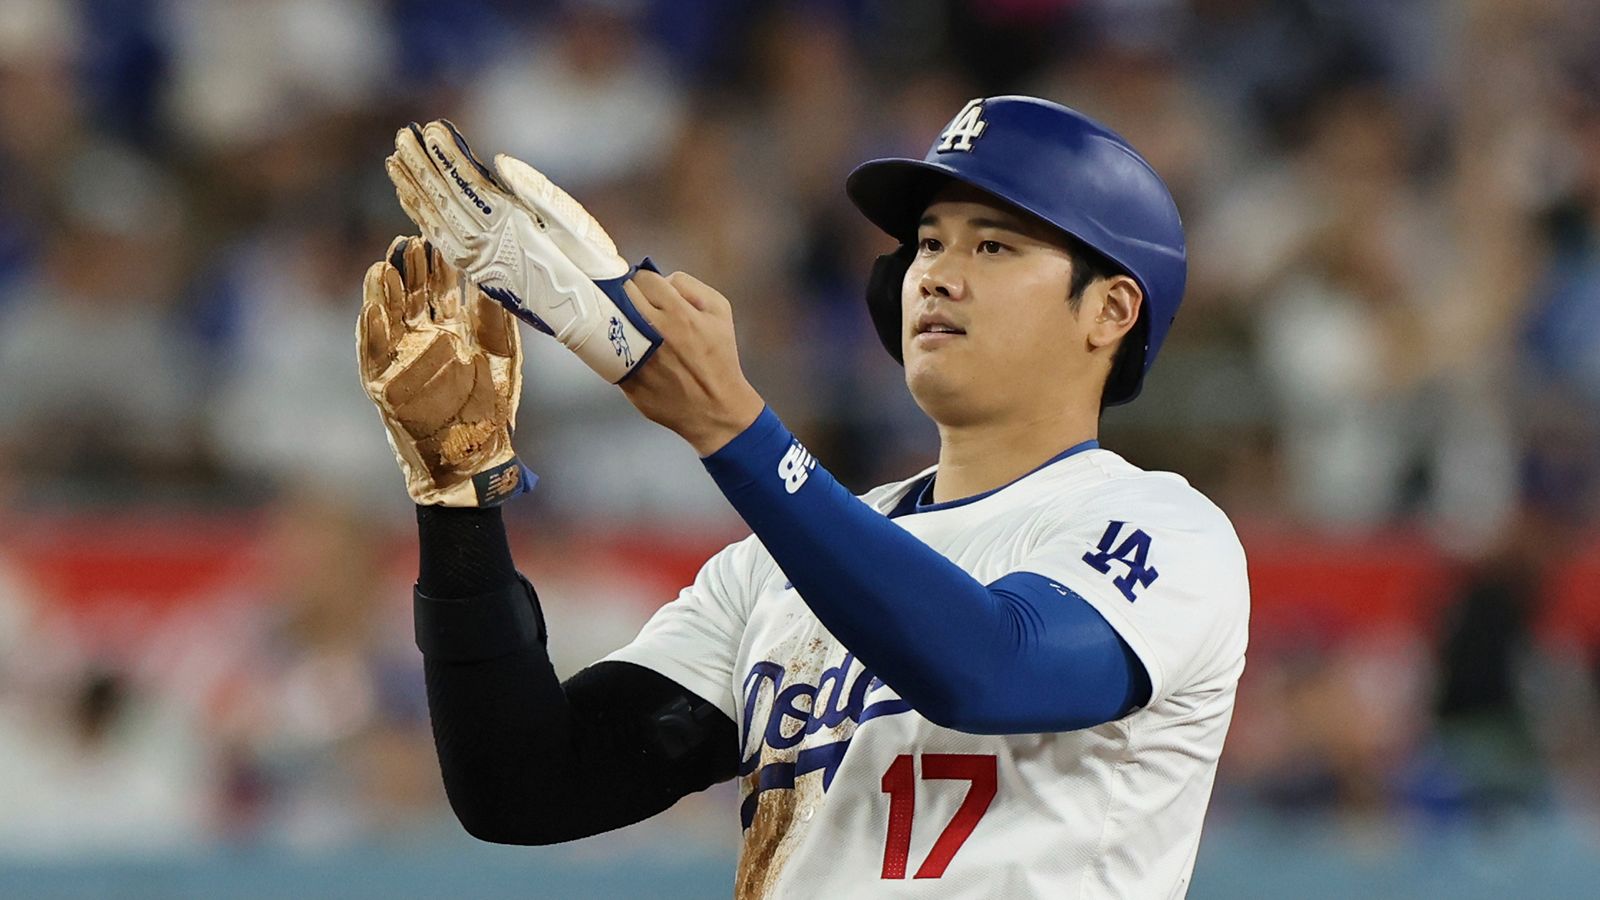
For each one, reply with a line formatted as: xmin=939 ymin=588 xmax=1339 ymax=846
xmin=701 ymin=408 xmax=1150 ymax=734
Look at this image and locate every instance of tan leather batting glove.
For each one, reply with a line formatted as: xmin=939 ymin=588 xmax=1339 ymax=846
xmin=357 ymin=236 xmax=534 ymax=507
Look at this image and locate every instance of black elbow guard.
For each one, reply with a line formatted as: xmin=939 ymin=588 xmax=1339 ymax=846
xmin=564 ymin=661 xmax=739 ymax=786
xmin=414 ymin=575 xmax=546 ymax=663
xmin=648 ymin=692 xmax=731 ymax=761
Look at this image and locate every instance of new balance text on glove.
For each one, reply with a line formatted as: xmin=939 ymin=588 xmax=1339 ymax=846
xmin=385 ymin=120 xmax=662 ymax=383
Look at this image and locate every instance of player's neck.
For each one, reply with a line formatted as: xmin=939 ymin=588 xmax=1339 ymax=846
xmin=931 ymin=407 xmax=1099 ymax=504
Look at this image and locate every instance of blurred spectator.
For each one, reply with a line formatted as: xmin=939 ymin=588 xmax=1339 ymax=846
xmin=462 ymin=1 xmax=685 ymax=190
xmin=1425 ymin=533 xmax=1549 ymax=819
xmin=0 ymin=0 xmax=82 ymax=298
xmin=1228 ymin=629 xmax=1429 ymax=821
xmin=0 ymin=667 xmax=211 ymax=856
xmin=1251 ymin=83 xmax=1442 ymax=529
xmin=160 ymin=0 xmax=393 ymax=151
xmin=199 ymin=496 xmax=433 ymax=845
xmin=0 ymin=142 xmax=206 ymax=495
xmin=1523 ymin=85 xmax=1600 ymax=524
xmin=206 ymin=211 xmax=404 ymax=506
xmin=79 ymin=0 xmax=168 ymax=148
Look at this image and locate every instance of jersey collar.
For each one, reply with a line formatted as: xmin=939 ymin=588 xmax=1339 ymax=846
xmin=888 ymin=438 xmax=1100 ymax=519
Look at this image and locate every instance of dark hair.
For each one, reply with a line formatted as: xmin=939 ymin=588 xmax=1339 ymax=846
xmin=1061 ymin=234 xmax=1142 ymax=408
xmin=1064 ymin=234 xmax=1123 ymax=306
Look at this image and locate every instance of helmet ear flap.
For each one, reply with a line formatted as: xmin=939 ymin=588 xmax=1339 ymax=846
xmin=866 ymin=243 xmax=915 ymax=365
xmin=1101 ymin=313 xmax=1149 ymax=407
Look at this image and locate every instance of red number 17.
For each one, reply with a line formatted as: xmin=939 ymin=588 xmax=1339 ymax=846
xmin=880 ymin=753 xmax=998 ymax=879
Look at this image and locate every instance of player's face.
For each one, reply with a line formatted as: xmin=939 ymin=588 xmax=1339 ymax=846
xmin=901 ymin=185 xmax=1116 ymax=425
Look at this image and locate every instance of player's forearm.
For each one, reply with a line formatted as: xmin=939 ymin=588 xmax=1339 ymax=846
xmin=414 ymin=507 xmax=737 ymax=844
xmin=417 ymin=602 xmax=591 ymax=845
xmin=702 ymin=409 xmax=1147 ymax=733
xmin=421 ymin=638 xmax=717 ymax=845
xmin=413 ymin=506 xmax=593 ymax=842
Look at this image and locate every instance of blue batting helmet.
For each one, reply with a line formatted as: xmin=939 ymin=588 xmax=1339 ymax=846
xmin=845 ymin=95 xmax=1186 ymax=406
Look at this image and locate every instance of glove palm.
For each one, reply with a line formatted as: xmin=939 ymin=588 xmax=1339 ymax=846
xmin=358 ymin=236 xmax=533 ymax=507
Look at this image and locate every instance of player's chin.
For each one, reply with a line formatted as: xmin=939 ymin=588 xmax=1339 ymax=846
xmin=906 ymin=374 xmax=985 ymax=426
xmin=904 ymin=354 xmax=965 ymax=406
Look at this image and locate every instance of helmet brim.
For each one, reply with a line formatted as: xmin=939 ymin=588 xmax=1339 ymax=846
xmin=845 ymin=158 xmax=968 ymax=243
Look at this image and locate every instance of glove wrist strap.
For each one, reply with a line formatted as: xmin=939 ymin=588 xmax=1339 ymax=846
xmin=411 ymin=455 xmax=537 ymax=507
xmin=596 ymin=257 xmax=664 ymax=383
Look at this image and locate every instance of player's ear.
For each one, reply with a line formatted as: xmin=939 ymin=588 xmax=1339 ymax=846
xmin=1087 ymin=276 xmax=1142 ymax=351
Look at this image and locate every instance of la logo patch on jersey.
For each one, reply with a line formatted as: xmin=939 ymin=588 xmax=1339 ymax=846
xmin=1082 ymin=520 xmax=1160 ymax=602
xmin=936 ymin=99 xmax=988 ymax=153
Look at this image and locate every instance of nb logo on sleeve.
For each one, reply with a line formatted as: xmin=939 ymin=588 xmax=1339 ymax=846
xmin=777 ymin=441 xmax=816 ymax=494
xmin=1082 ymin=520 xmax=1159 ymax=602
xmin=936 ymin=99 xmax=988 ymax=153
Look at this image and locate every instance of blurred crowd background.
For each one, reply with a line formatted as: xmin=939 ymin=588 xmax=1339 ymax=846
xmin=2 ymin=0 xmax=1600 ymax=894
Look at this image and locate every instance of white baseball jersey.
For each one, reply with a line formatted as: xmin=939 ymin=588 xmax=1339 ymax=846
xmin=606 ymin=446 xmax=1249 ymax=898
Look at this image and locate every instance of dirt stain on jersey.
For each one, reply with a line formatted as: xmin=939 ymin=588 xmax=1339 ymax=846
xmin=734 ymin=786 xmax=795 ymax=899
xmin=733 ymin=773 xmax=826 ymax=900
xmin=734 ymin=630 xmax=837 ymax=898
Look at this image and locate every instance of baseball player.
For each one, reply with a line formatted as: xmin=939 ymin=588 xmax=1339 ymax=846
xmin=358 ymin=96 xmax=1248 ymax=898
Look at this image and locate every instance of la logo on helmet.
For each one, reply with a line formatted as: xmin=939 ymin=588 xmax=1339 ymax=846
xmin=936 ymin=99 xmax=988 ymax=153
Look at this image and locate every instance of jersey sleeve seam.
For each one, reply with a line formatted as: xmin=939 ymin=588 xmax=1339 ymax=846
xmin=1080 ymin=720 xmax=1140 ymax=897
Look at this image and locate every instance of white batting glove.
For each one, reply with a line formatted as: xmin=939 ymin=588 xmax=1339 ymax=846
xmin=385 ymin=120 xmax=662 ymax=383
